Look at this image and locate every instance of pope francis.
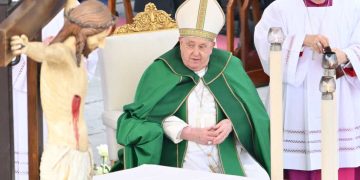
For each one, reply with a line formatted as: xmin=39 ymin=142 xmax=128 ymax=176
xmin=114 ymin=0 xmax=270 ymax=178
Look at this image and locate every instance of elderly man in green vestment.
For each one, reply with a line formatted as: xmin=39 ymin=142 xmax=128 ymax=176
xmin=114 ymin=0 xmax=270 ymax=178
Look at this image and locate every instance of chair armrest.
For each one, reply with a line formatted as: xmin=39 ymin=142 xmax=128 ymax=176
xmin=102 ymin=110 xmax=123 ymax=129
xmin=101 ymin=110 xmax=123 ymax=161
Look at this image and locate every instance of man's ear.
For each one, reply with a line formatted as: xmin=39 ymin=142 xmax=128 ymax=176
xmin=178 ymin=37 xmax=184 ymax=44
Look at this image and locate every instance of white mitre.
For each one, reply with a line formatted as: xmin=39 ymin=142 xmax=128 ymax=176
xmin=175 ymin=0 xmax=225 ymax=41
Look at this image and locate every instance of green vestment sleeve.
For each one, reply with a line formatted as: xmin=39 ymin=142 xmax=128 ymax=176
xmin=115 ymin=60 xmax=181 ymax=169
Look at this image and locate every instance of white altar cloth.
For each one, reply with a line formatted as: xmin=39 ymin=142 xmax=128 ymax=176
xmin=93 ymin=164 xmax=254 ymax=180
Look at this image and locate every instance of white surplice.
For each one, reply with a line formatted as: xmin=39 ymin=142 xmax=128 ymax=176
xmin=12 ymin=55 xmax=29 ymax=179
xmin=254 ymin=0 xmax=360 ymax=170
xmin=162 ymin=68 xmax=269 ymax=179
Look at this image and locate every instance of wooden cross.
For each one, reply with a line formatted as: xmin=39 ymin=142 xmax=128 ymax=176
xmin=0 ymin=0 xmax=65 ymax=179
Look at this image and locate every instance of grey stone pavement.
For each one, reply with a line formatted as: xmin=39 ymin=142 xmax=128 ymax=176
xmin=85 ymin=0 xmax=269 ymax=167
xmin=84 ymin=76 xmax=106 ymax=167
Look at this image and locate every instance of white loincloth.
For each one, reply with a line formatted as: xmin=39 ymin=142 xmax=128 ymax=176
xmin=40 ymin=143 xmax=93 ymax=180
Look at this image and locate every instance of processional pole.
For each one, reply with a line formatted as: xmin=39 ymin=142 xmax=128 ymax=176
xmin=268 ymin=27 xmax=285 ymax=180
xmin=320 ymin=48 xmax=339 ymax=180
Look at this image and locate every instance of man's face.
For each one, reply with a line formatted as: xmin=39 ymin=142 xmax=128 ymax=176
xmin=179 ymin=36 xmax=215 ymax=71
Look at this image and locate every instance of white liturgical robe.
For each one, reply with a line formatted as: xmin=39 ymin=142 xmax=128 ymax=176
xmin=162 ymin=68 xmax=269 ymax=179
xmin=254 ymin=0 xmax=360 ymax=170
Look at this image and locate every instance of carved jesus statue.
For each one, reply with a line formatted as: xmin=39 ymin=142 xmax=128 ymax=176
xmin=10 ymin=0 xmax=114 ymax=179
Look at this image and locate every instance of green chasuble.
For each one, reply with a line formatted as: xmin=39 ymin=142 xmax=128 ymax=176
xmin=113 ymin=46 xmax=270 ymax=176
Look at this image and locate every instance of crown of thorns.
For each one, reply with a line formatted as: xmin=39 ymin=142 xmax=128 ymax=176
xmin=65 ymin=8 xmax=116 ymax=29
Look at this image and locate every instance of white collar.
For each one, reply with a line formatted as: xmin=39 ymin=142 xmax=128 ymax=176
xmin=195 ymin=67 xmax=207 ymax=78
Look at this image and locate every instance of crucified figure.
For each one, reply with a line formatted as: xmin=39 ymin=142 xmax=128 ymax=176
xmin=10 ymin=0 xmax=115 ymax=179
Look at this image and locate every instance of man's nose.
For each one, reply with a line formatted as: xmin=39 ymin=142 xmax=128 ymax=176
xmin=192 ymin=46 xmax=200 ymax=55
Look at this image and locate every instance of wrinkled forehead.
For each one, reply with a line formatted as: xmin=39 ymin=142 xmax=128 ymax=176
xmin=180 ymin=36 xmax=214 ymax=44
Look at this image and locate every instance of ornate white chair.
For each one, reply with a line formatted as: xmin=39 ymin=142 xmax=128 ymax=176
xmin=98 ymin=3 xmax=179 ymax=161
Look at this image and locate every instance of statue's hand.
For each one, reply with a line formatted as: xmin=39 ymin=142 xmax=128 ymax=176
xmin=10 ymin=34 xmax=29 ymax=56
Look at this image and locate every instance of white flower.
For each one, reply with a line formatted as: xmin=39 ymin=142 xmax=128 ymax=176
xmin=95 ymin=144 xmax=111 ymax=174
xmin=95 ymin=164 xmax=110 ymax=175
xmin=96 ymin=144 xmax=109 ymax=158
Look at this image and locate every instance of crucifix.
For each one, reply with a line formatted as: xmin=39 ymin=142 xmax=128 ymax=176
xmin=0 ymin=0 xmax=65 ymax=179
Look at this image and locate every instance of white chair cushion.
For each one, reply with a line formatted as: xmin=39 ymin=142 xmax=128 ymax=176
xmin=99 ymin=29 xmax=180 ymax=112
xmin=98 ymin=28 xmax=179 ymax=161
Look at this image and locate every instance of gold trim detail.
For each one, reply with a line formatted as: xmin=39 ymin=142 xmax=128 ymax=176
xmin=204 ymin=53 xmax=232 ymax=85
xmin=196 ymin=0 xmax=208 ymax=30
xmin=123 ymin=147 xmax=127 ymax=169
xmin=176 ymin=144 xmax=179 ymax=167
xmin=221 ymin=73 xmax=255 ymax=150
xmin=179 ymin=28 xmax=216 ymax=41
xmin=180 ymin=100 xmax=190 ymax=168
xmin=158 ymin=57 xmax=198 ymax=85
xmin=114 ymin=3 xmax=177 ymax=34
xmin=233 ymin=136 xmax=247 ymax=176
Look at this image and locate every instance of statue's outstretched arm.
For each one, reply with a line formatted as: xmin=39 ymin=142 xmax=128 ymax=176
xmin=10 ymin=34 xmax=71 ymax=64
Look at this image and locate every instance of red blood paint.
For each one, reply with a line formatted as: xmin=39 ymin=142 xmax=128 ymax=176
xmin=72 ymin=95 xmax=81 ymax=150
xmin=343 ymin=67 xmax=357 ymax=77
